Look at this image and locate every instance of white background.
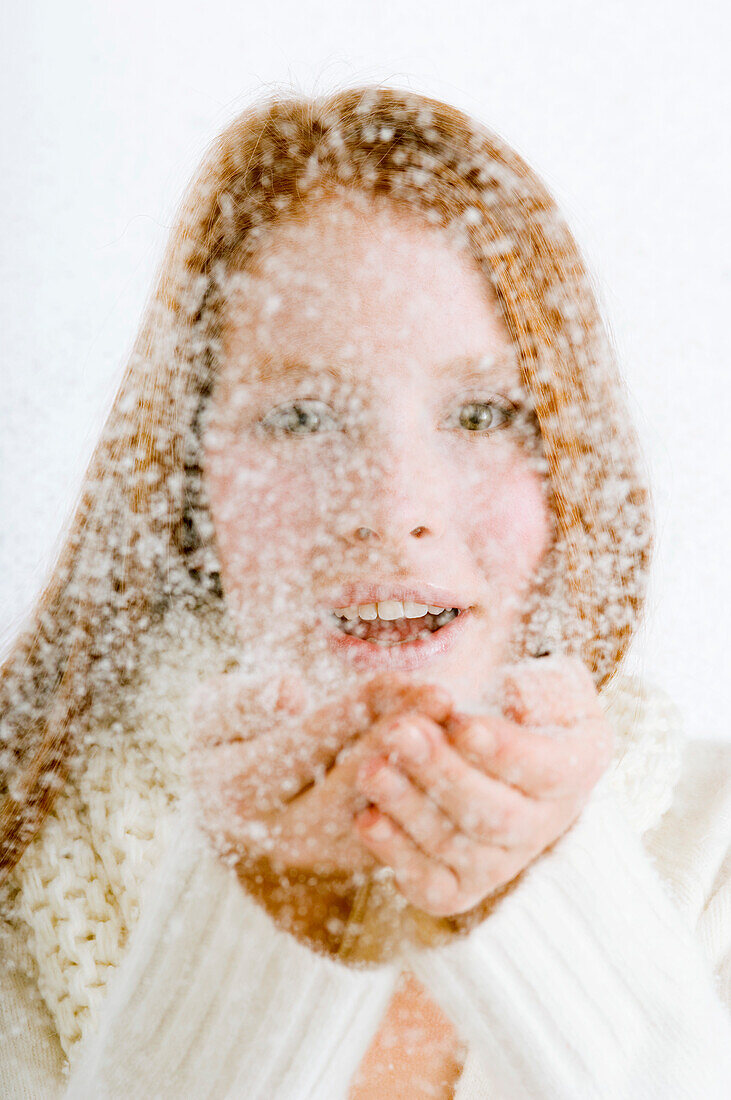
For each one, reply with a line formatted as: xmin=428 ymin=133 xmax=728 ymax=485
xmin=1 ymin=0 xmax=729 ymax=740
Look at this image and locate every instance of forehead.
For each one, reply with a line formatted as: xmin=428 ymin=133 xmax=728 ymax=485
xmin=220 ymin=194 xmax=522 ymax=388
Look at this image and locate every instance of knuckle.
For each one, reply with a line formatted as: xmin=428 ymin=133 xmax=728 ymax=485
xmin=412 ymin=712 xmax=442 ymax=739
xmin=432 ymin=826 xmax=465 ymax=865
xmin=455 ymin=715 xmax=496 ymax=758
xmin=503 ymin=656 xmax=600 ymax=724
xmin=467 ymin=803 xmax=510 ymax=844
xmin=384 ymin=765 xmax=412 ymax=798
xmin=380 ymin=712 xmax=442 ymax=764
xmin=491 ymin=800 xmax=528 ymax=845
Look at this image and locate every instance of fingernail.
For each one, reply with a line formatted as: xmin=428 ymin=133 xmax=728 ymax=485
xmin=394 ymin=725 xmax=431 ymax=763
xmin=455 ymin=716 xmax=496 ymax=758
xmin=355 ymin=806 xmax=379 ymax=828
xmin=360 ymin=813 xmax=392 ymax=841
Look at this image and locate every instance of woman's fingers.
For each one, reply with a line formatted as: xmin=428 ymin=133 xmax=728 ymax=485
xmin=371 ymin=713 xmax=552 ymax=846
xmin=357 ymin=756 xmax=459 ymax=852
xmin=356 ymin=754 xmax=523 ymax=864
xmin=349 ymin=658 xmax=615 ymax=916
xmin=189 ymin=671 xmax=457 ymax=814
xmin=432 ymin=656 xmax=613 ymax=801
xmin=354 ymin=799 xmax=513 ymax=917
xmin=443 ymin=710 xmax=613 ymax=801
xmin=189 ymin=672 xmax=359 ymax=811
xmin=354 ymin=806 xmax=464 ymax=914
xmin=277 ymin=678 xmax=456 ymax=802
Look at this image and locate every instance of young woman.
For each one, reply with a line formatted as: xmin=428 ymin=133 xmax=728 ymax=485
xmin=1 ymin=85 xmax=729 ymax=1099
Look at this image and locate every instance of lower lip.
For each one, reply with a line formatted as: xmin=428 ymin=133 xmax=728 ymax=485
xmin=325 ymin=609 xmax=473 ymax=670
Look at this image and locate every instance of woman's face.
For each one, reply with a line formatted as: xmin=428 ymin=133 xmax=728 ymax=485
xmin=203 ymin=191 xmax=553 ymax=711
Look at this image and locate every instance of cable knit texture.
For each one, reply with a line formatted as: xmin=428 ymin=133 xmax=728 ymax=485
xmin=3 ymin=610 xmax=686 ymax=1074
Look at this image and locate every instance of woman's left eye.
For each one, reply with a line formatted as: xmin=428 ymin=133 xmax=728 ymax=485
xmin=453 ymin=400 xmax=515 ymax=433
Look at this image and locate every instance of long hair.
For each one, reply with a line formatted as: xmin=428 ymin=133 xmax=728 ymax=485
xmin=0 ymin=83 xmax=653 ymax=883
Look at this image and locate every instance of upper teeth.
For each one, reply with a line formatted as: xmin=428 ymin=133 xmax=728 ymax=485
xmin=333 ymin=600 xmax=449 ymax=621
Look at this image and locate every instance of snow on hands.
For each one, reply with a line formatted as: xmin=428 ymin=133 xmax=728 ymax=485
xmin=353 ymin=654 xmax=615 ymax=916
xmin=187 ymin=655 xmax=614 ymax=920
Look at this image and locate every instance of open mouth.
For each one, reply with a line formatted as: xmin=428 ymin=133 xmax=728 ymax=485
xmin=332 ymin=607 xmax=461 ymax=647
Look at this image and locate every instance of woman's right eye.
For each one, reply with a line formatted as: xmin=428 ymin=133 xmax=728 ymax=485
xmin=258 ymin=399 xmax=338 ymax=437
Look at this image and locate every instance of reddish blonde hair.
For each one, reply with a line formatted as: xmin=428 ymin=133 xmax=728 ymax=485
xmin=0 ymin=84 xmax=652 ymax=882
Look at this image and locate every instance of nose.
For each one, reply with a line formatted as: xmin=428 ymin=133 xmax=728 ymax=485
xmin=351 ymin=524 xmax=431 ymax=542
xmin=337 ymin=422 xmax=448 ymax=548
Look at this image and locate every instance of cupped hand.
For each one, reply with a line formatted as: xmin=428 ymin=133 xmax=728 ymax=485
xmin=187 ymin=669 xmax=455 ymax=876
xmin=353 ymin=655 xmax=616 ymax=917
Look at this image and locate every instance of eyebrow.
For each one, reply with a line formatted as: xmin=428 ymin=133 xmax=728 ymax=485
xmin=250 ymin=353 xmax=522 ymax=387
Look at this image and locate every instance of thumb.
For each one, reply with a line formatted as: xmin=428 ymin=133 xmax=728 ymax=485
xmin=500 ymin=655 xmax=602 ymax=728
xmin=361 ymin=672 xmax=454 ymax=725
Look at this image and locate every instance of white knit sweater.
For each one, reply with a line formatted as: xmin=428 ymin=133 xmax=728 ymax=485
xmin=1 ymin=620 xmax=730 ymax=1098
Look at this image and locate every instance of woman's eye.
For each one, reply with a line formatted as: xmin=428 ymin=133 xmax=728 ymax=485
xmin=258 ymin=396 xmax=517 ymax=438
xmin=455 ymin=400 xmax=515 ymax=433
xmin=259 ymin=399 xmax=337 ymax=437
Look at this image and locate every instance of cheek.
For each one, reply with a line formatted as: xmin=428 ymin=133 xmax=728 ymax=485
xmin=204 ymin=441 xmax=330 ymax=583
xmin=461 ymin=460 xmax=552 ymax=582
